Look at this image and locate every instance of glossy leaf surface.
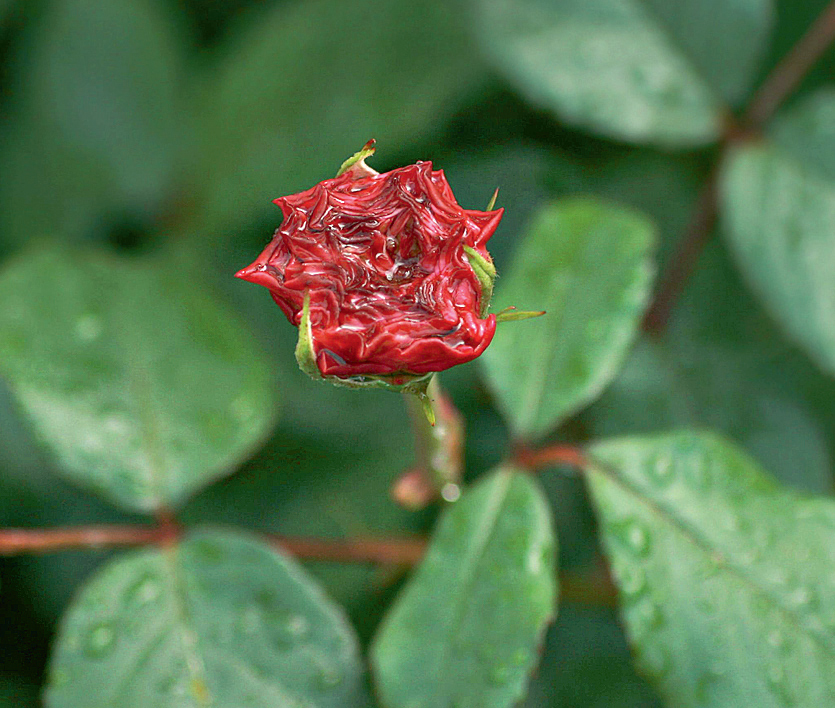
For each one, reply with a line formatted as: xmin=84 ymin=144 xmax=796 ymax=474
xmin=45 ymin=530 xmax=366 ymax=708
xmin=372 ymin=468 xmax=557 ymax=708
xmin=474 ymin=0 xmax=772 ymax=145
xmin=0 ymin=246 xmax=276 ymax=512
xmin=586 ymin=431 xmax=835 ymax=707
xmin=721 ymin=90 xmax=835 ymax=375
xmin=481 ymin=198 xmax=655 ymax=440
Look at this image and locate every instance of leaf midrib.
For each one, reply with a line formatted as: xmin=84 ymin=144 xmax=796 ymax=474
xmin=431 ymin=471 xmax=514 ymax=702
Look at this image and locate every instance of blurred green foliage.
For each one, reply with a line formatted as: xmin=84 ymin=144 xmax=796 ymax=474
xmin=1 ymin=0 xmax=834 ymax=706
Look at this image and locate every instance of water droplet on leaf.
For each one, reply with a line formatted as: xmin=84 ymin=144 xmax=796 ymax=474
xmin=84 ymin=620 xmax=116 ymax=658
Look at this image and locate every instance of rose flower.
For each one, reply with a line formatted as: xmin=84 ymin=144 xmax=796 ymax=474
xmin=236 ymin=142 xmax=503 ymax=394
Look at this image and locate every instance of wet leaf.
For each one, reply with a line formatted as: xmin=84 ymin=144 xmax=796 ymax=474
xmin=45 ymin=530 xmax=367 ymax=708
xmin=721 ymin=90 xmax=835 ymax=376
xmin=0 ymin=246 xmax=277 ymax=512
xmin=372 ymin=468 xmax=557 ymax=708
xmin=586 ymin=431 xmax=835 ymax=707
xmin=481 ymin=198 xmax=655 ymax=441
xmin=474 ymin=0 xmax=773 ymax=145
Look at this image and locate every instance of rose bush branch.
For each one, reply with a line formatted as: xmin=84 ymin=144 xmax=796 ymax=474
xmin=0 ymin=526 xmax=615 ymax=606
xmin=643 ymin=1 xmax=835 ymax=334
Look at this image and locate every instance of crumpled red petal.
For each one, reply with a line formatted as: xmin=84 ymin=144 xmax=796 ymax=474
xmin=236 ymin=160 xmax=501 ymax=377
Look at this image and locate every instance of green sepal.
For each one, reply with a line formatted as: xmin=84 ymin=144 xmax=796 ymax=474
xmin=325 ymin=371 xmax=434 ymax=396
xmin=462 ymin=245 xmax=496 ymax=317
xmin=295 ymin=295 xmax=435 ymax=395
xmin=495 ymin=307 xmax=547 ymax=323
xmin=336 ymin=139 xmax=378 ymax=177
xmin=486 ymin=187 xmax=499 ymax=211
xmin=294 ymin=291 xmax=322 ymax=380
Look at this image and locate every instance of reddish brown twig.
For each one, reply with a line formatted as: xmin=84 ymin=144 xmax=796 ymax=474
xmin=642 ymin=173 xmax=720 ymax=334
xmin=744 ymin=0 xmax=835 ymax=127
xmin=514 ymin=444 xmax=588 ymax=470
xmin=642 ymin=2 xmax=835 ymax=335
xmin=267 ymin=535 xmax=428 ymax=565
xmin=0 ymin=525 xmax=170 ymax=555
xmin=0 ymin=526 xmax=618 ymax=605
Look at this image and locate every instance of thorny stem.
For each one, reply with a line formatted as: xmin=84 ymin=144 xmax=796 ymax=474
xmin=643 ymin=1 xmax=835 ymax=334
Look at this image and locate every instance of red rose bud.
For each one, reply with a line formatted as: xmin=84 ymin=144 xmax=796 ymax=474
xmin=236 ymin=142 xmax=502 ymax=392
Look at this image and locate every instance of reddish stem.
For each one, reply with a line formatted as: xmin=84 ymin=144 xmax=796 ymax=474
xmin=642 ymin=1 xmax=835 ymax=335
xmin=642 ymin=173 xmax=720 ymax=334
xmin=744 ymin=0 xmax=835 ymax=127
xmin=267 ymin=535 xmax=428 ymax=565
xmin=514 ymin=444 xmax=588 ymax=470
xmin=0 ymin=526 xmax=169 ymax=555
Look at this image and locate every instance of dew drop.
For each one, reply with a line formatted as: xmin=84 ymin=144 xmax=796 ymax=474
xmin=84 ymin=620 xmax=116 ymax=658
xmin=767 ymin=664 xmax=794 ymax=705
xmin=639 ymin=644 xmax=671 ymax=678
xmin=768 ymin=629 xmax=785 ymax=648
xmin=650 ymin=453 xmax=674 ymax=487
xmin=74 ymin=314 xmax=103 ymax=342
xmin=489 ymin=665 xmax=510 ymax=685
xmin=787 ymin=586 xmax=815 ymax=609
xmin=441 ymin=483 xmax=461 ymax=503
xmin=127 ymin=574 xmax=161 ymax=607
xmin=286 ymin=614 xmax=310 ymax=639
xmin=315 ymin=663 xmax=343 ymax=690
xmin=626 ymin=523 xmax=650 ymax=556
xmin=618 ymin=563 xmax=647 ymax=598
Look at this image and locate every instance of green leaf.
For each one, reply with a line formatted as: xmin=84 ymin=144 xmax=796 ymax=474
xmin=0 ymin=0 xmax=186 ymax=250
xmin=721 ymin=90 xmax=835 ymax=376
xmin=0 ymin=246 xmax=277 ymax=512
xmin=480 ymin=198 xmax=656 ymax=441
xmin=585 ymin=431 xmax=835 ymax=708
xmin=372 ymin=468 xmax=557 ymax=708
xmin=473 ymin=0 xmax=773 ymax=146
xmin=45 ymin=530 xmax=366 ymax=708
xmin=584 ymin=337 xmax=832 ymax=493
xmin=182 ymin=0 xmax=484 ymax=238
